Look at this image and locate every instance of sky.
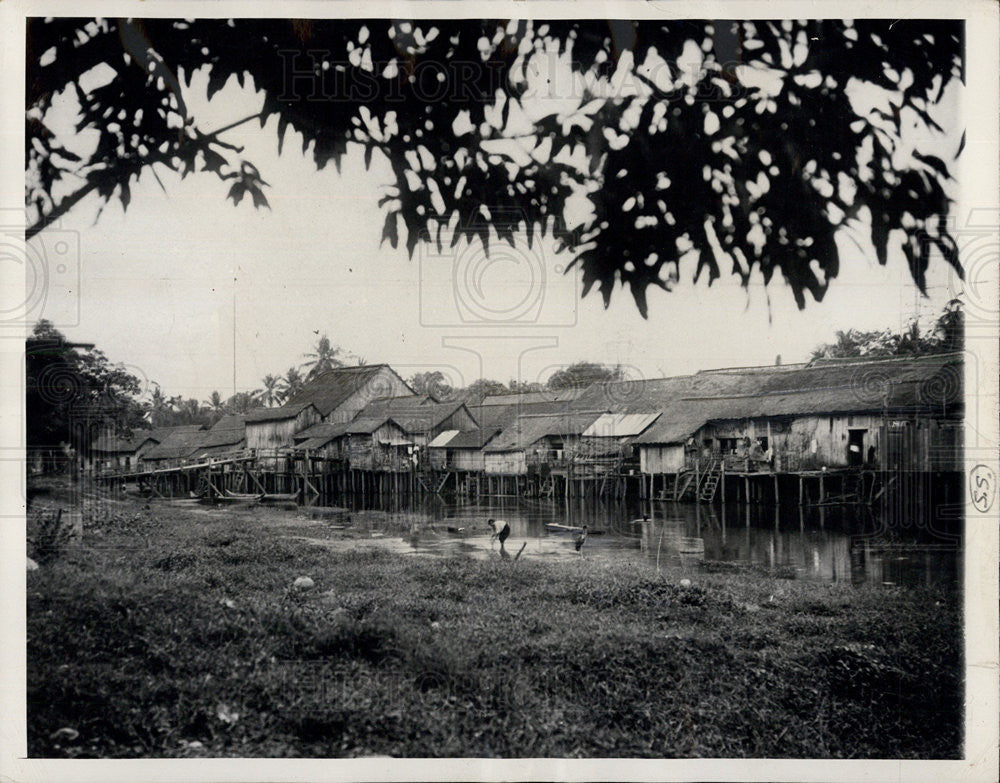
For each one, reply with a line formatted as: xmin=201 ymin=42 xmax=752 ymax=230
xmin=25 ymin=34 xmax=964 ymax=402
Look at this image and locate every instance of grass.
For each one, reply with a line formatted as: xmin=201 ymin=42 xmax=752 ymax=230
xmin=26 ymin=488 xmax=962 ymax=758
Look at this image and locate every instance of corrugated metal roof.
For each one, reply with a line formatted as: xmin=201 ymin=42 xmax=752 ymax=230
xmin=468 ymin=398 xmax=582 ymax=432
xmin=476 ymin=388 xmax=585 ymax=406
xmin=582 ymin=412 xmax=661 ymax=438
xmin=427 ymin=430 xmax=461 ymax=448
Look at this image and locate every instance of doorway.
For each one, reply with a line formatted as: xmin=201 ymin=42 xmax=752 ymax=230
xmin=847 ymin=428 xmax=867 ymax=467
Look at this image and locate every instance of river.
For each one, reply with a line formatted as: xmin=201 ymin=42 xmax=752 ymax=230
xmin=335 ymin=495 xmax=961 ymax=590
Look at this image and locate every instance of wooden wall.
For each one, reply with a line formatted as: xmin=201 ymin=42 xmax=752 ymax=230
xmin=325 ymin=366 xmax=413 ymax=424
xmin=701 ymin=414 xmax=881 ymax=470
xmin=451 ymin=448 xmax=486 ymax=472
xmin=639 ymin=444 xmax=686 ymax=474
xmin=246 ymin=407 xmax=321 ymax=450
xmin=484 ymin=451 xmax=528 ymax=475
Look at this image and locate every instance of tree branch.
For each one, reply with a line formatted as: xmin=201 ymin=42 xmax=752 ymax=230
xmin=26 ymin=181 xmax=99 ymax=240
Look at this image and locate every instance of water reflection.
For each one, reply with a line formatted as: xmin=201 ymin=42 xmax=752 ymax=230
xmin=341 ymin=495 xmax=960 ymax=590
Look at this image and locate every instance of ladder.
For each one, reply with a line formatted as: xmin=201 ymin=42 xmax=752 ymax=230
xmin=698 ymin=459 xmax=722 ymax=503
xmin=538 ymin=476 xmax=554 ymax=499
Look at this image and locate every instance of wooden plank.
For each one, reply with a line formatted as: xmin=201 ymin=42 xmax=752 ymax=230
xmin=247 ymin=469 xmax=267 ymax=494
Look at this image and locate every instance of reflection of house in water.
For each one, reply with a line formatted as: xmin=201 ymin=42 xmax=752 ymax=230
xmin=635 ymin=503 xmax=958 ymax=589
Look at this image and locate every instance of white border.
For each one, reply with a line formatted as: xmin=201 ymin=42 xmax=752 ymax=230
xmin=1 ymin=2 xmax=997 ymax=782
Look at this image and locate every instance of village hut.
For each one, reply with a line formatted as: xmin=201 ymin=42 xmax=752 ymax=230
xmin=634 ymin=353 xmax=963 ymax=482
xmin=140 ymin=425 xmax=210 ymax=469
xmin=281 ymin=364 xmax=413 ymax=424
xmin=577 ymin=412 xmax=661 ymax=469
xmin=426 ymin=427 xmax=502 ymax=472
xmin=357 ymin=397 xmax=479 ymax=447
xmin=292 ymin=421 xmax=351 ymax=459
xmin=90 ymin=429 xmax=160 ymax=472
xmin=244 ymin=402 xmax=322 ymax=451
xmin=243 ymin=365 xmax=412 ymax=451
xmin=187 ymin=414 xmax=247 ymax=460
xmin=341 ymin=416 xmax=414 ymax=471
xmin=483 ymin=412 xmax=604 ymax=475
xmin=466 ymin=388 xmax=584 ymax=436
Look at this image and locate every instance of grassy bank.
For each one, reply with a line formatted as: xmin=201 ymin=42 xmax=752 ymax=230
xmin=27 ymin=492 xmax=962 ymax=758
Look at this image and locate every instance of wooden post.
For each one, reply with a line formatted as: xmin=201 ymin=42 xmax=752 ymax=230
xmin=819 ymin=473 xmax=825 ymax=504
xmin=798 ymin=475 xmax=804 ymax=506
xmin=773 ymin=473 xmax=779 ymax=505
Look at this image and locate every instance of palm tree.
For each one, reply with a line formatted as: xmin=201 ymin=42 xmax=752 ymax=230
xmin=179 ymin=398 xmax=206 ymax=425
xmin=204 ymin=390 xmax=227 ymax=425
xmin=149 ymin=384 xmax=170 ymax=427
xmin=279 ymin=366 xmax=305 ymax=402
xmin=257 ymin=374 xmax=281 ymax=407
xmin=206 ymin=390 xmax=226 ymax=412
xmin=225 ymin=391 xmax=263 ymax=414
xmin=302 ymin=335 xmax=344 ymax=380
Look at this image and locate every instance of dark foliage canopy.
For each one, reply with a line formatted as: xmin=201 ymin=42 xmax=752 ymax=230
xmin=546 ymin=361 xmax=625 ymax=390
xmin=810 ymin=298 xmax=963 ymax=359
xmin=25 ymin=320 xmax=146 ymax=449
xmin=26 ymin=18 xmax=964 ymax=315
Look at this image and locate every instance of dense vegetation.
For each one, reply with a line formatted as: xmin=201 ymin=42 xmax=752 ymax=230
xmin=27 ymin=489 xmax=962 ymax=758
xmin=811 ymin=298 xmax=963 ymax=360
xmin=26 ymin=320 xmax=146 ymax=450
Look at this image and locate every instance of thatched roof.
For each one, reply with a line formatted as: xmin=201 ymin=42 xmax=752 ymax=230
xmin=633 ymin=353 xmax=962 ymax=445
xmin=281 ymin=364 xmax=411 ymax=417
xmin=475 ymin=388 xmax=584 ymax=406
xmin=193 ymin=415 xmax=246 ymax=451
xmin=428 ymin=427 xmax=501 ymax=450
xmin=245 ymin=402 xmax=318 ymax=423
xmin=468 ymin=397 xmax=585 ymax=433
xmin=142 ymin=425 xmax=210 ymax=461
xmin=92 ymin=429 xmax=158 ymax=454
xmin=295 ymin=421 xmax=349 ymax=442
xmin=485 ymin=412 xmax=603 ymax=453
xmin=363 ymin=400 xmax=475 ymax=435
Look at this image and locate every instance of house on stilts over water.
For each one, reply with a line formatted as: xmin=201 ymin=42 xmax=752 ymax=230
xmin=92 ymin=353 xmax=962 ymax=510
